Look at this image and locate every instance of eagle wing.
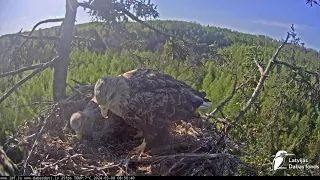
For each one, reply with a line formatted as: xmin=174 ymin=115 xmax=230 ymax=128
xmin=121 ymin=69 xmax=206 ymax=125
xmin=0 ymin=147 xmax=18 ymax=176
xmin=120 ymin=69 xmax=210 ymax=149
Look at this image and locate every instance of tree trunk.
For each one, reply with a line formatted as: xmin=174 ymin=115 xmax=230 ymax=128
xmin=53 ymin=0 xmax=78 ymax=102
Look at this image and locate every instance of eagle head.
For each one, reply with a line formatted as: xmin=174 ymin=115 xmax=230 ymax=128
xmin=94 ymin=76 xmax=130 ymax=118
xmin=70 ymin=112 xmax=85 ymax=140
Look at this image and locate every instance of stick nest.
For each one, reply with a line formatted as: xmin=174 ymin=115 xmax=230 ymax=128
xmin=12 ymin=84 xmax=257 ymax=176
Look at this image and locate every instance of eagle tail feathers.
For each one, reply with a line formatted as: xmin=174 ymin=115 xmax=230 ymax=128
xmin=198 ymin=101 xmax=212 ymax=109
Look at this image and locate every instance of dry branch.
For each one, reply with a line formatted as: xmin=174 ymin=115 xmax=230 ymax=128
xmin=36 ymin=154 xmax=82 ymax=171
xmin=77 ymin=2 xmax=199 ymax=47
xmin=0 ymin=64 xmax=44 ymax=78
xmin=22 ymin=105 xmax=57 ymax=175
xmin=0 ymin=33 xmax=58 ymax=41
xmin=209 ymin=77 xmax=252 ymax=116
xmin=274 ymin=59 xmax=319 ymax=76
xmin=5 ymin=101 xmax=54 ymax=108
xmin=0 ymin=57 xmax=58 ymax=105
xmin=232 ymin=33 xmax=290 ymax=124
xmin=29 ymin=18 xmax=64 ymax=35
xmin=215 ymin=33 xmax=291 ymax=140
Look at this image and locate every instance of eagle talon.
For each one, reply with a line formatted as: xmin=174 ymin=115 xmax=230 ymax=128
xmin=130 ymin=138 xmax=148 ymax=158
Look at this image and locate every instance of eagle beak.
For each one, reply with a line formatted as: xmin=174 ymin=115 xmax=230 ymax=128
xmin=99 ymin=104 xmax=109 ymax=119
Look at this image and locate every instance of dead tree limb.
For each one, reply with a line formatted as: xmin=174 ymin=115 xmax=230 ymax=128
xmin=19 ymin=18 xmax=65 ymax=50
xmin=22 ymin=105 xmax=57 ymax=175
xmin=274 ymin=59 xmax=318 ymax=76
xmin=0 ymin=64 xmax=44 ymax=78
xmin=0 ymin=33 xmax=59 ymax=41
xmin=209 ymin=77 xmax=252 ymax=116
xmin=29 ymin=18 xmax=64 ymax=35
xmin=0 ymin=57 xmax=58 ymax=105
xmin=77 ymin=2 xmax=199 ymax=47
xmin=224 ymin=33 xmax=291 ymax=135
xmin=53 ymin=0 xmax=78 ymax=102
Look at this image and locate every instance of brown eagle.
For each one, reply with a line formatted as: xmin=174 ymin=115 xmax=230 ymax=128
xmin=94 ymin=69 xmax=212 ymax=154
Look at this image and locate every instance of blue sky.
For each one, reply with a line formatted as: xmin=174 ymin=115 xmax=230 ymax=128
xmin=0 ymin=0 xmax=319 ymax=51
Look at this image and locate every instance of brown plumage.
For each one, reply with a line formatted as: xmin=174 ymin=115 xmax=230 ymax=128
xmin=0 ymin=146 xmax=19 ymax=176
xmin=94 ymin=69 xmax=212 ymax=154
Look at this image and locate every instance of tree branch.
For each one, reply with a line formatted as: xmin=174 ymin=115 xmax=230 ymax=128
xmin=228 ymin=33 xmax=291 ymax=132
xmin=0 ymin=57 xmax=58 ymax=105
xmin=20 ymin=18 xmax=65 ymax=50
xmin=0 ymin=64 xmax=44 ymax=78
xmin=274 ymin=59 xmax=319 ymax=76
xmin=209 ymin=77 xmax=252 ymax=116
xmin=30 ymin=18 xmax=64 ymax=35
xmin=0 ymin=33 xmax=59 ymax=41
xmin=77 ymin=2 xmax=198 ymax=46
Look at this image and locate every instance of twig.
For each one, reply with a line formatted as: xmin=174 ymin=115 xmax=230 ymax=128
xmin=19 ymin=18 xmax=65 ymax=52
xmin=29 ymin=18 xmax=64 ymax=36
xmin=210 ymin=77 xmax=252 ymax=116
xmin=5 ymin=101 xmax=54 ymax=108
xmin=0 ymin=33 xmax=59 ymax=41
xmin=22 ymin=105 xmax=57 ymax=175
xmin=0 ymin=57 xmax=58 ymax=105
xmin=36 ymin=154 xmax=82 ymax=171
xmin=254 ymin=59 xmax=264 ymax=75
xmin=0 ymin=33 xmax=94 ymax=42
xmin=78 ymin=2 xmax=200 ymax=47
xmin=274 ymin=59 xmax=319 ymax=76
xmin=0 ymin=64 xmax=44 ymax=78
xmin=163 ymin=146 xmax=202 ymax=176
xmin=130 ymin=152 xmax=234 ymax=163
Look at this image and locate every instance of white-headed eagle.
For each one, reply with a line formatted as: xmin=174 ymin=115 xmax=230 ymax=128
xmin=94 ymin=69 xmax=212 ymax=154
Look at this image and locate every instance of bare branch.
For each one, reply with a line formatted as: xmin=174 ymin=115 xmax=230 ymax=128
xmin=274 ymin=59 xmax=319 ymax=76
xmin=210 ymin=75 xmax=238 ymax=116
xmin=19 ymin=18 xmax=65 ymax=51
xmin=0 ymin=33 xmax=59 ymax=41
xmin=77 ymin=2 xmax=197 ymax=46
xmin=23 ymin=105 xmax=57 ymax=175
xmin=5 ymin=101 xmax=54 ymax=108
xmin=0 ymin=33 xmax=94 ymax=42
xmin=0 ymin=64 xmax=44 ymax=78
xmin=36 ymin=154 xmax=82 ymax=171
xmin=229 ymin=33 xmax=291 ymax=130
xmin=0 ymin=57 xmax=58 ymax=105
xmin=254 ymin=59 xmax=264 ymax=75
xmin=30 ymin=18 xmax=64 ymax=35
xmin=210 ymin=77 xmax=252 ymax=116
xmin=130 ymin=152 xmax=234 ymax=163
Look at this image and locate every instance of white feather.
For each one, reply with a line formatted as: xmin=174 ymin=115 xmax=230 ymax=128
xmin=198 ymin=101 xmax=212 ymax=109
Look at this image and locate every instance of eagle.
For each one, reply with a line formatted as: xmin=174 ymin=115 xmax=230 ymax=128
xmin=70 ymin=97 xmax=142 ymax=141
xmin=94 ymin=69 xmax=212 ymax=154
xmin=0 ymin=146 xmax=19 ymax=176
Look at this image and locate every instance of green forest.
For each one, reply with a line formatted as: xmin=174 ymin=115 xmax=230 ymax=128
xmin=0 ymin=1 xmax=320 ymax=176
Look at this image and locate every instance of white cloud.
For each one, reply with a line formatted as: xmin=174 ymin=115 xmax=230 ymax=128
xmin=249 ymin=19 xmax=314 ymax=30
